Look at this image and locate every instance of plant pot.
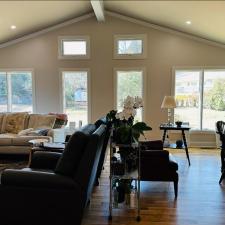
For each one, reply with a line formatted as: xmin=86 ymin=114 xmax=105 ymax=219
xmin=119 ymin=147 xmax=137 ymax=172
xmin=113 ymin=127 xmax=133 ymax=145
xmin=175 ymin=121 xmax=182 ymax=127
xmin=116 ymin=185 xmax=125 ymax=203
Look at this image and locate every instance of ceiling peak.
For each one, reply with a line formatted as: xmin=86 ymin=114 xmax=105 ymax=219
xmin=91 ymin=0 xmax=105 ymax=22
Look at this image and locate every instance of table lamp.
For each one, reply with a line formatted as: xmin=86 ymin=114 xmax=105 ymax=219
xmin=161 ymin=96 xmax=176 ymax=126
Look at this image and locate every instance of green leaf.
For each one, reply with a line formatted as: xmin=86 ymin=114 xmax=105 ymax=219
xmin=132 ymin=122 xmax=152 ymax=140
xmin=132 ymin=122 xmax=152 ymax=131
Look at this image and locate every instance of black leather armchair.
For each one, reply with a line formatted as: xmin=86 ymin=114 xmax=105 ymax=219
xmin=140 ymin=140 xmax=179 ymax=198
xmin=0 ymin=124 xmax=106 ymax=225
xmin=216 ymin=120 xmax=225 ymax=184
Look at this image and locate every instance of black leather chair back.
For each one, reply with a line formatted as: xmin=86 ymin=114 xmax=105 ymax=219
xmin=216 ymin=121 xmax=225 ymax=148
xmin=55 ymin=124 xmax=96 ymax=176
xmin=95 ymin=117 xmax=112 ymax=180
xmin=74 ymin=124 xmax=106 ymax=206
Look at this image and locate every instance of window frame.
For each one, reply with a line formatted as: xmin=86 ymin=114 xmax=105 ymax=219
xmin=172 ymin=66 xmax=225 ymax=131
xmin=113 ymin=67 xmax=147 ymax=121
xmin=58 ymin=36 xmax=90 ymax=60
xmin=59 ymin=68 xmax=91 ymax=124
xmin=113 ymin=34 xmax=147 ymax=59
xmin=0 ymin=69 xmax=35 ymax=113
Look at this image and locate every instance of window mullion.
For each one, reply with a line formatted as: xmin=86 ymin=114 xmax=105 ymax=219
xmin=199 ymin=70 xmax=204 ymax=130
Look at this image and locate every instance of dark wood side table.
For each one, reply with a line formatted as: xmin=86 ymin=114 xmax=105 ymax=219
xmin=160 ymin=124 xmax=191 ymax=166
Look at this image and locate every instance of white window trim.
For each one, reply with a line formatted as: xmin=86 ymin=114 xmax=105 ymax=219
xmin=59 ymin=68 xmax=91 ymax=123
xmin=113 ymin=34 xmax=147 ymax=59
xmin=0 ymin=68 xmax=36 ymax=113
xmin=113 ymin=67 xmax=147 ymax=121
xmin=58 ymin=36 xmax=90 ymax=60
xmin=172 ymin=66 xmax=225 ymax=132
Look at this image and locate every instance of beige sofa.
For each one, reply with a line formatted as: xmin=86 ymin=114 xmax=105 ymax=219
xmin=0 ymin=112 xmax=60 ymax=154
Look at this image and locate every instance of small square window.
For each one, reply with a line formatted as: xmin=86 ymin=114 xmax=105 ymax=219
xmin=114 ymin=34 xmax=147 ymax=59
xmin=58 ymin=36 xmax=90 ymax=59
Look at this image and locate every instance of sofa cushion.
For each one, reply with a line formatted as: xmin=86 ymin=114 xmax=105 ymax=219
xmin=0 ymin=133 xmax=51 ymax=146
xmin=0 ymin=133 xmax=16 ymax=145
xmin=1 ymin=112 xmax=28 ymax=134
xmin=28 ymin=114 xmax=56 ymax=129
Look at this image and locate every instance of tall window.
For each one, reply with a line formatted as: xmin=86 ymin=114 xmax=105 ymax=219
xmin=115 ymin=69 xmax=144 ymax=121
xmin=0 ymin=71 xmax=34 ymax=112
xmin=174 ymin=69 xmax=225 ymax=130
xmin=61 ymin=70 xmax=89 ymax=126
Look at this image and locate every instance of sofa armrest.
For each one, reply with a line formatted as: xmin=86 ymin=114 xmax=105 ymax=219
xmin=1 ymin=169 xmax=79 ymax=190
xmin=30 ymin=151 xmax=62 ymax=170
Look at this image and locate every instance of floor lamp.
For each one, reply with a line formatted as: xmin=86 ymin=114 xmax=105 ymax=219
xmin=161 ymin=96 xmax=176 ymax=126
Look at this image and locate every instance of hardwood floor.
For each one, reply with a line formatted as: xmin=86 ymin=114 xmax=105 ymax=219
xmin=82 ymin=148 xmax=225 ymax=225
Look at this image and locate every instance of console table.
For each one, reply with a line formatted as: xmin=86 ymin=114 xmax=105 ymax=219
xmin=160 ymin=124 xmax=191 ymax=166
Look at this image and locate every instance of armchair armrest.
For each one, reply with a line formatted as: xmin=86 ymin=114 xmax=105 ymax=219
xmin=140 ymin=140 xmax=163 ymax=150
xmin=168 ymin=153 xmax=178 ymax=171
xmin=1 ymin=169 xmax=79 ymax=190
xmin=30 ymin=151 xmax=62 ymax=170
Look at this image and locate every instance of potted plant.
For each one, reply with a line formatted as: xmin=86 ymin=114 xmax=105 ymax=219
xmin=175 ymin=121 xmax=182 ymax=127
xmin=106 ymin=96 xmax=152 ymax=144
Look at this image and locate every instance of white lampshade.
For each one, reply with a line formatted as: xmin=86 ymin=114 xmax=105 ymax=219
xmin=161 ymin=96 xmax=176 ymax=109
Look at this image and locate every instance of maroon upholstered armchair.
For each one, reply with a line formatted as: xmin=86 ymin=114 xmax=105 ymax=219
xmin=139 ymin=140 xmax=179 ymax=198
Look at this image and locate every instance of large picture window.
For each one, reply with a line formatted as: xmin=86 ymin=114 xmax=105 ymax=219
xmin=61 ymin=70 xmax=90 ymax=126
xmin=115 ymin=69 xmax=145 ymax=121
xmin=174 ymin=69 xmax=225 ymax=130
xmin=0 ymin=70 xmax=34 ymax=112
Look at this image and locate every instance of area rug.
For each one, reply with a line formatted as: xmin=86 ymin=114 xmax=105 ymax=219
xmin=0 ymin=159 xmax=28 ymax=173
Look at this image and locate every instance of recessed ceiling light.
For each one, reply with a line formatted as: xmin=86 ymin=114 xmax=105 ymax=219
xmin=186 ymin=21 xmax=192 ymax=25
xmin=10 ymin=25 xmax=16 ymax=30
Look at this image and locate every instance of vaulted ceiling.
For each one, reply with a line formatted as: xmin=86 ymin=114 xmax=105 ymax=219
xmin=1 ymin=1 xmax=225 ymax=46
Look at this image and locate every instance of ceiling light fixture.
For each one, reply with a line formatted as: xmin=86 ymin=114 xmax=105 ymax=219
xmin=10 ymin=25 xmax=16 ymax=30
xmin=185 ymin=21 xmax=191 ymax=25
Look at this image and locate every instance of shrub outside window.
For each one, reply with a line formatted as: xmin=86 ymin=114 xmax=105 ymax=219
xmin=0 ymin=70 xmax=34 ymax=112
xmin=174 ymin=68 xmax=225 ymax=130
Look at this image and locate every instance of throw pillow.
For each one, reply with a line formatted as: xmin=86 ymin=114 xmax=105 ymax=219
xmin=17 ymin=128 xmax=34 ymax=136
xmin=28 ymin=114 xmax=56 ymax=129
xmin=26 ymin=129 xmax=50 ymax=136
xmin=2 ymin=112 xmax=28 ymax=134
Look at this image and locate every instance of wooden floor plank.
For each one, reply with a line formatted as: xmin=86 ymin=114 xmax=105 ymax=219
xmin=82 ymin=148 xmax=225 ymax=225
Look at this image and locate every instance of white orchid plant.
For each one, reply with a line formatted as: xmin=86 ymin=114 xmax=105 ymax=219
xmin=107 ymin=96 xmax=152 ymax=143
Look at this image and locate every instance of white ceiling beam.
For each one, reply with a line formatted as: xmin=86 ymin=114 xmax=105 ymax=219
xmin=90 ymin=0 xmax=105 ymax=22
